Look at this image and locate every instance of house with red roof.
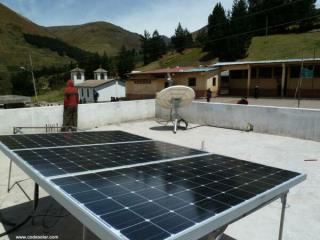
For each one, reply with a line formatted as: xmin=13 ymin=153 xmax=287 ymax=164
xmin=127 ymin=66 xmax=219 ymax=100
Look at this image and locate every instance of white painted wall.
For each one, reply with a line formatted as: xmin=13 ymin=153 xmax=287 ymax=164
xmin=79 ymin=88 xmax=93 ymax=102
xmin=0 ymin=100 xmax=155 ymax=135
xmin=72 ymin=72 xmax=85 ymax=86
xmin=156 ymin=102 xmax=320 ymax=141
xmin=96 ymin=81 xmax=125 ymax=102
xmin=0 ymin=100 xmax=318 ymax=142
xmin=78 ymin=81 xmax=125 ymax=103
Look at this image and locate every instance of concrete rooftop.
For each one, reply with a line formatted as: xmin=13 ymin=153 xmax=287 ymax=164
xmin=0 ymin=120 xmax=319 ymax=240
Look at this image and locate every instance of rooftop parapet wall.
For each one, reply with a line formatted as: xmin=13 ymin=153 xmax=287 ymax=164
xmin=0 ymin=100 xmax=155 ymax=135
xmin=156 ymin=102 xmax=320 ymax=142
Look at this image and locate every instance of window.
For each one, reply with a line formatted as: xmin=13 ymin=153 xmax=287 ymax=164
xmin=134 ymin=80 xmax=151 ymax=84
xmin=154 ymin=74 xmax=166 ymax=79
xmin=314 ymin=65 xmax=320 ymax=77
xmin=212 ymin=77 xmax=216 ymax=86
xmin=251 ymin=68 xmax=257 ymax=79
xmin=290 ymin=66 xmax=301 ymax=78
xmin=81 ymin=88 xmax=83 ymax=97
xmin=87 ymin=89 xmax=89 ymax=98
xmin=100 ymin=73 xmax=104 ymax=80
xmin=77 ymin=72 xmax=82 ymax=80
xmin=258 ymin=67 xmax=272 ymax=78
xmin=230 ymin=70 xmax=248 ymax=79
xmin=273 ymin=67 xmax=282 ymax=78
xmin=188 ymin=78 xmax=196 ymax=87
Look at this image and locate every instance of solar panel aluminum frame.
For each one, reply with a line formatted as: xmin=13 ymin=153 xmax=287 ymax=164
xmin=0 ymin=141 xmax=122 ymax=240
xmin=169 ymin=173 xmax=306 ymax=240
xmin=0 ymin=141 xmax=307 ymax=240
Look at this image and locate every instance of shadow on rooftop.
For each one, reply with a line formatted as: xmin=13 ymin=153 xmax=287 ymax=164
xmin=1 ymin=197 xmax=236 ymax=240
xmin=0 ymin=196 xmax=98 ymax=240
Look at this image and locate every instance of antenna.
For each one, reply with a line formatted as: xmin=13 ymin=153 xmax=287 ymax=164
xmin=156 ymin=86 xmax=195 ymax=133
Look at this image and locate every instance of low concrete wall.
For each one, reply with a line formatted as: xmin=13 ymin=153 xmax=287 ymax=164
xmin=0 ymin=100 xmax=155 ymax=135
xmin=156 ymin=102 xmax=320 ymax=141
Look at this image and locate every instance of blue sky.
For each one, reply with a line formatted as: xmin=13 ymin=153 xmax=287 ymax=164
xmin=0 ymin=0 xmax=233 ymax=36
xmin=0 ymin=0 xmax=319 ymax=37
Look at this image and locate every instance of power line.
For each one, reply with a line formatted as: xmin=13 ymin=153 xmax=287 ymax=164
xmin=209 ymin=0 xmax=310 ymax=28
xmin=206 ymin=13 xmax=320 ymax=43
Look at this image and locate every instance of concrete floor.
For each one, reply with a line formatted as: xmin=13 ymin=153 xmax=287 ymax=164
xmin=197 ymin=97 xmax=320 ymax=109
xmin=0 ymin=120 xmax=319 ymax=240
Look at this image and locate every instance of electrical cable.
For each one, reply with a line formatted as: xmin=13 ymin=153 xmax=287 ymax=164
xmin=205 ymin=13 xmax=320 ymax=43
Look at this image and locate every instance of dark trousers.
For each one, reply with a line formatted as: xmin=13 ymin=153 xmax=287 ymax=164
xmin=62 ymin=106 xmax=78 ymax=131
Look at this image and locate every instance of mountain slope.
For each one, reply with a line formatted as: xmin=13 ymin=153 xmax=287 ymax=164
xmin=0 ymin=3 xmax=71 ymax=72
xmin=136 ymin=48 xmax=217 ymax=71
xmin=48 ymin=22 xmax=141 ymax=56
xmin=246 ymin=32 xmax=320 ymax=60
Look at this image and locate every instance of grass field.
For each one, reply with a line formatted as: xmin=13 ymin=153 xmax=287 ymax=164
xmin=35 ymin=88 xmax=64 ymax=103
xmin=246 ymin=32 xmax=320 ymax=60
xmin=137 ymin=48 xmax=216 ymax=71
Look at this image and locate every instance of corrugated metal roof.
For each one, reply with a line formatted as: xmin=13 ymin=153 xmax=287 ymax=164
xmin=184 ymin=67 xmax=218 ymax=73
xmin=76 ymin=80 xmax=115 ymax=88
xmin=0 ymin=95 xmax=31 ymax=104
xmin=213 ymin=58 xmax=320 ymax=67
xmin=132 ymin=66 xmax=218 ymax=75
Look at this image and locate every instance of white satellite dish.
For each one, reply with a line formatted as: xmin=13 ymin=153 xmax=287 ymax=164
xmin=156 ymin=86 xmax=195 ymax=133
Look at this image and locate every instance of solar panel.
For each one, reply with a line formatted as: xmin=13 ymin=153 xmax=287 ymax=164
xmin=13 ymin=141 xmax=205 ymax=177
xmin=0 ymin=130 xmax=306 ymax=240
xmin=0 ymin=131 xmax=150 ymax=150
xmin=51 ymin=154 xmax=304 ymax=240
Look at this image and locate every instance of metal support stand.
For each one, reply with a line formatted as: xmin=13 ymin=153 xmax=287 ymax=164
xmin=278 ymin=192 xmax=288 ymax=240
xmin=82 ymin=225 xmax=87 ymax=240
xmin=171 ymin=99 xmax=188 ymax=134
xmin=7 ymin=159 xmax=13 ymax=193
xmin=32 ymin=183 xmax=39 ymax=225
xmin=200 ymin=225 xmax=227 ymax=240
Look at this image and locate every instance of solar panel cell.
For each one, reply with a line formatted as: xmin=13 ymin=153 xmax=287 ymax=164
xmin=0 ymin=131 xmax=150 ymax=150
xmin=14 ymin=141 xmax=205 ymax=177
xmin=49 ymin=154 xmax=302 ymax=239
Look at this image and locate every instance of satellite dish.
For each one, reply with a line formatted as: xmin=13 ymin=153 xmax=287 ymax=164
xmin=156 ymin=86 xmax=195 ymax=133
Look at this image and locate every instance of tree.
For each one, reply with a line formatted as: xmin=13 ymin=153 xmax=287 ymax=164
xmin=141 ymin=30 xmax=167 ymax=65
xmin=150 ymin=30 xmax=167 ymax=61
xmin=0 ymin=74 xmax=12 ymax=94
xmin=171 ymin=23 xmax=193 ymax=53
xmin=205 ymin=3 xmax=230 ymax=60
xmin=117 ymin=46 xmax=135 ymax=79
xmin=140 ymin=30 xmax=152 ymax=65
xmin=195 ymin=28 xmax=208 ymax=48
xmin=248 ymin=0 xmax=317 ymax=34
xmin=229 ymin=0 xmax=249 ymax=59
xmin=11 ymin=71 xmax=34 ymax=96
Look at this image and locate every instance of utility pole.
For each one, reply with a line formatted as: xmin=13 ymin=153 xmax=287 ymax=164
xmin=29 ymin=54 xmax=38 ymax=104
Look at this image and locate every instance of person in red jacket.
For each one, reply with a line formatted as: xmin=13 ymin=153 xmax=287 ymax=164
xmin=62 ymin=80 xmax=79 ymax=131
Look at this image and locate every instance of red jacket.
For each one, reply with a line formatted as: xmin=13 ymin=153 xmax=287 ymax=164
xmin=64 ymin=80 xmax=79 ymax=107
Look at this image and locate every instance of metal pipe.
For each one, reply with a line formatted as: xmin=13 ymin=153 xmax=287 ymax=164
xmin=7 ymin=160 xmax=12 ymax=193
xmin=82 ymin=225 xmax=87 ymax=240
xmin=278 ymin=193 xmax=288 ymax=240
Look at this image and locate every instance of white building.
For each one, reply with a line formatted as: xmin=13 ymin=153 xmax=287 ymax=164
xmin=94 ymin=67 xmax=108 ymax=80
xmin=77 ymin=80 xmax=125 ymax=102
xmin=70 ymin=66 xmax=85 ymax=86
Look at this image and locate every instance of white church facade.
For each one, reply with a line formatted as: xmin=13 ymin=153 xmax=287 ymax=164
xmin=71 ymin=66 xmax=126 ymax=103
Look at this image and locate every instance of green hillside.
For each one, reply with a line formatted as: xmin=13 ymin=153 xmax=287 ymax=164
xmin=246 ymin=32 xmax=320 ymax=60
xmin=137 ymin=48 xmax=217 ymax=71
xmin=0 ymin=3 xmax=71 ymax=72
xmin=138 ymin=31 xmax=320 ymax=72
xmin=48 ymin=22 xmax=141 ymax=56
